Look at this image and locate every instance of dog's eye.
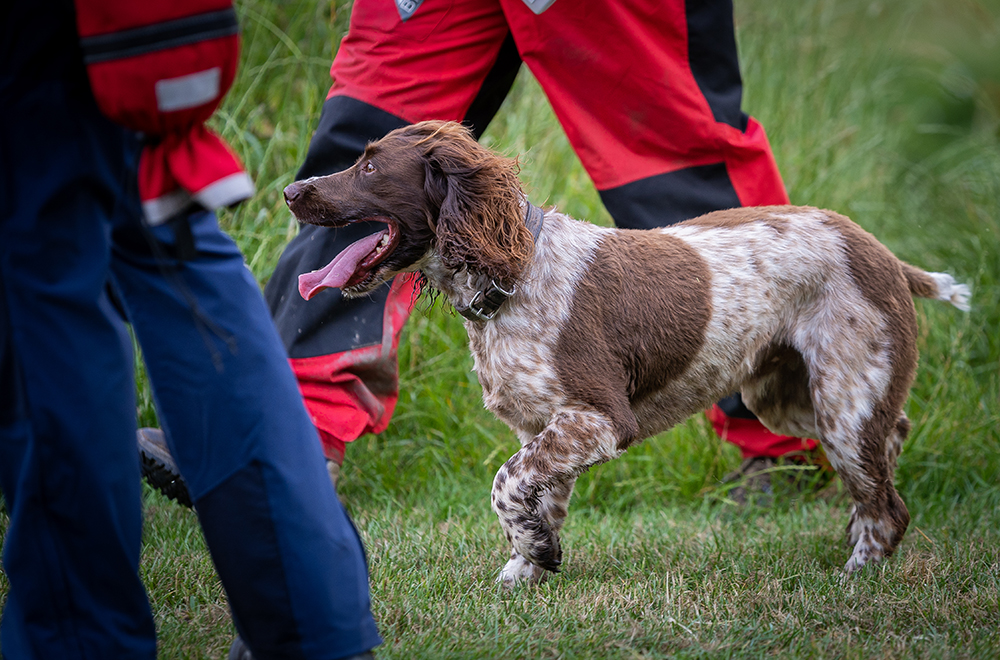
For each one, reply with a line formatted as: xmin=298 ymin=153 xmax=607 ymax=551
xmin=362 ymin=161 xmax=376 ymax=174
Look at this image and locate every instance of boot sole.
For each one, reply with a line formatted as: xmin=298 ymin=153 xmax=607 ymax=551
xmin=138 ymin=430 xmax=193 ymax=508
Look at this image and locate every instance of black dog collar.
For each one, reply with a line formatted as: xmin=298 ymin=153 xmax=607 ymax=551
xmin=458 ymin=202 xmax=544 ymax=322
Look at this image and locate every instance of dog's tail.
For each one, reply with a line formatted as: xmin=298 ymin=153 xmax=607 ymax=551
xmin=901 ymin=263 xmax=971 ymax=311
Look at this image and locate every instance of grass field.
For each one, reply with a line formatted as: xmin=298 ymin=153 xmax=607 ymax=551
xmin=3 ymin=0 xmax=1000 ymax=657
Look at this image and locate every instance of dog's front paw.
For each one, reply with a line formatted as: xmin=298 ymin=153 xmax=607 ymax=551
xmin=525 ymin=535 xmax=562 ymax=573
xmin=508 ymin=517 xmax=562 ymax=573
xmin=498 ymin=554 xmax=549 ymax=588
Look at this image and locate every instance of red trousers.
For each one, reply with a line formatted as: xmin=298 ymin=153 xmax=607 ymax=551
xmin=264 ymin=0 xmax=816 ymax=463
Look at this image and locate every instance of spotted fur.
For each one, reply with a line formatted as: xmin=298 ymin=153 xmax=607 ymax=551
xmin=284 ymin=121 xmax=971 ymax=586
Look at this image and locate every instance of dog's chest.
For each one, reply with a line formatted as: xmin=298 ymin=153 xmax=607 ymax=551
xmin=467 ymin=321 xmax=562 ymax=436
xmin=456 ymin=213 xmax=607 ymax=436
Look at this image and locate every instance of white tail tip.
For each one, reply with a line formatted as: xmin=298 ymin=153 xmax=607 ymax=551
xmin=930 ymin=273 xmax=971 ymax=312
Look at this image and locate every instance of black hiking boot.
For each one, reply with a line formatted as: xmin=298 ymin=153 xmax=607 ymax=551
xmin=137 ymin=427 xmax=193 ymax=508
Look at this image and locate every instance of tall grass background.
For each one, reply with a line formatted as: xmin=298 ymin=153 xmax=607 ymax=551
xmin=2 ymin=0 xmax=999 ymax=657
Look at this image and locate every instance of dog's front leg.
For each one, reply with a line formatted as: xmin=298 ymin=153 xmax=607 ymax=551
xmin=491 ymin=408 xmax=622 ymax=587
xmin=495 ymin=478 xmax=577 ymax=586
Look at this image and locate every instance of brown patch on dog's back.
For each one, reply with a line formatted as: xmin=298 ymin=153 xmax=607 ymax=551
xmin=680 ymin=205 xmax=799 ymax=234
xmin=554 ymin=231 xmax=712 ymax=447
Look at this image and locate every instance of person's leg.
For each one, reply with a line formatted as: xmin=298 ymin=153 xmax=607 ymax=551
xmin=264 ymin=0 xmax=522 ymax=467
xmin=503 ymin=0 xmax=786 ymax=217
xmin=502 ymin=0 xmax=816 ymax=470
xmin=0 ymin=29 xmax=156 ymax=655
xmin=111 ymin=192 xmax=381 ymax=657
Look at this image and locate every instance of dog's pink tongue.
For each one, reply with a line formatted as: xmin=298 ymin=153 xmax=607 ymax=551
xmin=298 ymin=230 xmax=386 ymax=300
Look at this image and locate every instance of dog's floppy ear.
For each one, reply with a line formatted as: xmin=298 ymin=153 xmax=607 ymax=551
xmin=413 ymin=121 xmax=534 ymax=284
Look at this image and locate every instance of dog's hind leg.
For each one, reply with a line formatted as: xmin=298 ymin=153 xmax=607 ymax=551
xmin=811 ymin=381 xmax=910 ymax=574
xmin=491 ymin=408 xmax=621 ymax=587
xmin=841 ymin=479 xmax=909 ymax=575
xmin=844 ymin=412 xmax=911 ymax=547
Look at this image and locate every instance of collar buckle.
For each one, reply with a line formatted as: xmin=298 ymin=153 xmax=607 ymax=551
xmin=459 ymin=279 xmax=516 ymax=322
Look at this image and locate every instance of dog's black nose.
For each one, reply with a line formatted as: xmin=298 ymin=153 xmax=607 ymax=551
xmin=283 ymin=181 xmax=305 ymax=205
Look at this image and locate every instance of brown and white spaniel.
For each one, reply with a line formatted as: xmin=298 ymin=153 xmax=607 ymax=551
xmin=284 ymin=121 xmax=970 ymax=586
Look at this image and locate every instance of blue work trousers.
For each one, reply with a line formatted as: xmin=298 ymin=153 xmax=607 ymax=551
xmin=0 ymin=8 xmax=381 ymax=658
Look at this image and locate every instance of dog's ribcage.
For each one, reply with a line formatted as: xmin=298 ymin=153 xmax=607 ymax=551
xmin=468 ymin=208 xmax=895 ymax=448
